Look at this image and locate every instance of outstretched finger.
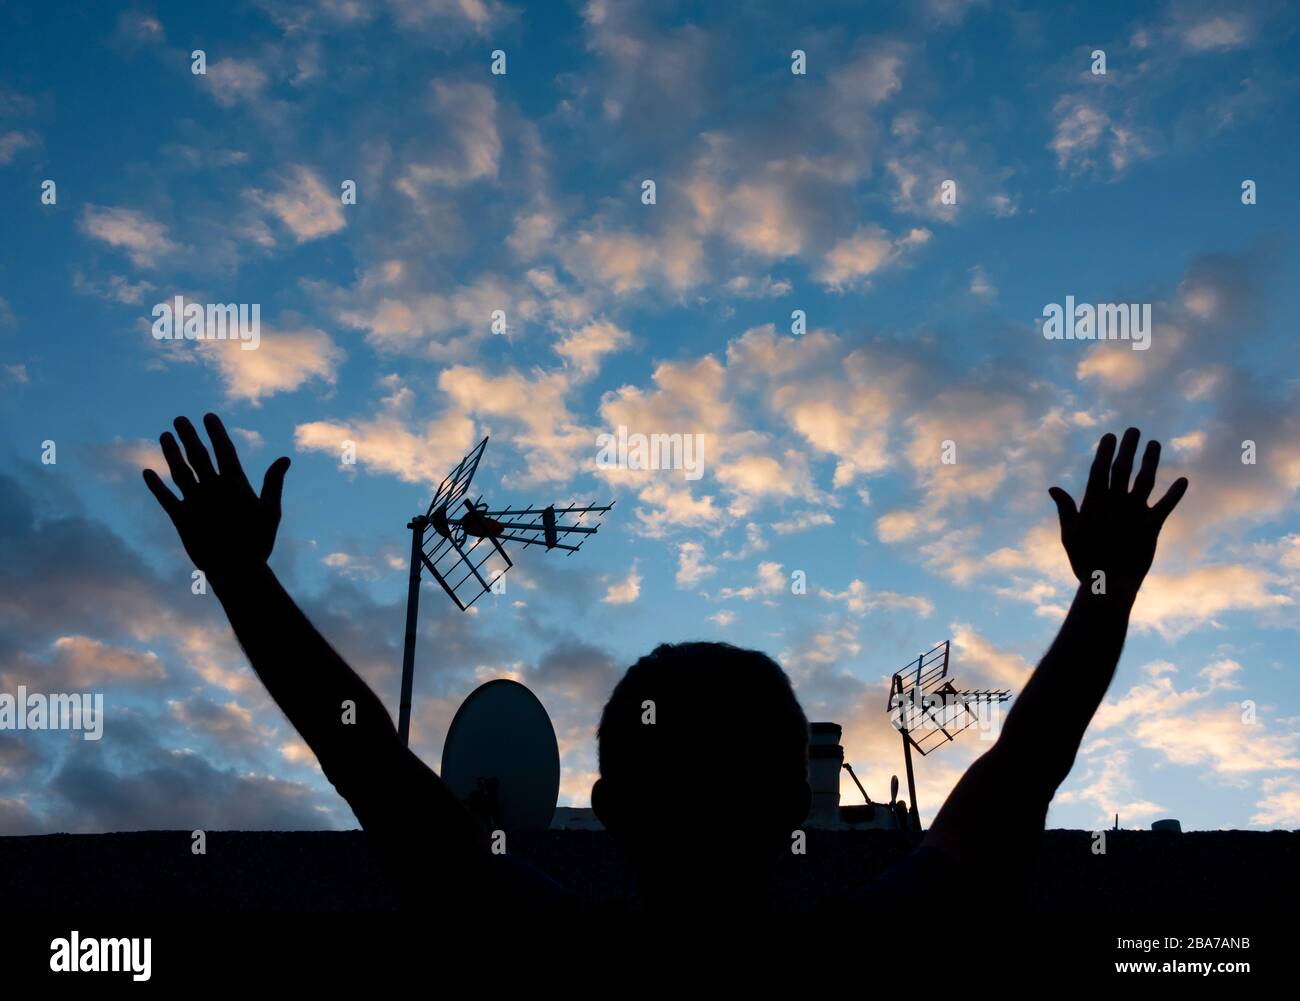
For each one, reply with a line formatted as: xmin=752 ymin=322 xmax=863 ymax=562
xmin=143 ymin=469 xmax=182 ymax=521
xmin=1082 ymin=432 xmax=1117 ymax=512
xmin=260 ymin=456 xmax=291 ymax=520
xmin=203 ymin=413 xmax=251 ymax=489
xmin=174 ymin=417 xmax=217 ymax=482
xmin=1151 ymin=476 xmax=1189 ymax=526
xmin=1048 ymin=486 xmax=1078 ymax=531
xmin=1132 ymin=439 xmax=1161 ymax=503
xmin=1110 ymin=427 xmax=1141 ymax=495
xmin=160 ymin=432 xmax=198 ymax=497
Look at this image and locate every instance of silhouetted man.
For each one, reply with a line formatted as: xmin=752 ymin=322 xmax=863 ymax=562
xmin=144 ymin=415 xmax=1186 ymax=916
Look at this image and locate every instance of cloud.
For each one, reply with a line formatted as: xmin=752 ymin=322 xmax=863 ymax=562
xmin=602 ymin=564 xmax=642 ymax=604
xmin=675 ymin=541 xmax=716 ymax=588
xmin=196 ymin=325 xmax=342 ymax=404
xmin=385 ymin=0 xmax=508 ymax=33
xmin=295 ymin=405 xmax=475 ymax=485
xmin=721 ymin=275 xmax=792 ymax=299
xmin=564 ymin=227 xmax=707 ymax=295
xmin=876 ymin=510 xmax=924 ymax=543
xmin=818 ymin=579 xmax=935 ymax=618
xmin=1253 ymin=777 xmax=1300 ymax=827
xmin=826 ymin=43 xmax=907 ymax=114
xmin=726 ymin=326 xmax=910 ymax=486
xmin=883 ymin=113 xmax=1016 ymax=223
xmin=249 ymin=165 xmax=347 ymax=243
xmin=398 ymin=81 xmax=501 ymax=191
xmin=525 ymin=639 xmax=621 ymax=706
xmin=168 ymin=695 xmax=261 ymax=748
xmin=46 ymin=736 xmax=336 ymax=832
xmin=900 ymin=389 xmax=1052 ymax=512
xmin=579 ymin=0 xmax=714 ymax=126
xmin=0 ymin=129 xmax=37 ymax=165
xmin=72 ymin=272 xmax=156 ymax=305
xmin=438 ymin=365 xmax=592 ymax=482
xmin=714 ymin=447 xmax=812 ymax=515
xmin=314 ymin=264 xmax=526 ymax=359
xmin=113 ymin=10 xmax=166 ymax=46
xmin=508 ymin=208 xmax=558 ymax=259
xmin=1133 ymin=564 xmax=1292 ymax=640
xmin=1071 ymin=657 xmax=1300 ymax=821
xmin=321 ymin=549 xmax=401 ymax=582
xmin=1048 ymin=97 xmax=1154 ymax=176
xmin=921 ymin=0 xmax=988 ymax=25
xmin=600 ymin=355 xmax=732 ymax=437
xmin=817 ymin=225 xmax=931 ymax=289
xmin=1172 ymin=12 xmax=1254 ymax=52
xmin=718 ymin=560 xmax=786 ymax=601
xmin=545 ymin=35 xmax=930 ymax=302
xmin=771 ymin=510 xmax=834 ymax=535
xmin=1136 ymin=702 xmax=1300 ymax=775
xmin=0 ymin=797 xmax=41 ymax=834
xmin=968 ymin=265 xmax=997 ymax=301
xmin=203 ymin=57 xmax=270 ymax=107
xmin=46 ymin=636 xmax=166 ymax=687
xmin=950 ymin=624 xmax=1033 ymax=688
xmin=79 ymin=206 xmax=178 ymax=268
xmin=1053 ymin=749 xmax=1167 ymax=827
xmin=553 ymin=320 xmax=631 ymax=380
xmin=631 ymin=480 xmax=724 ymax=537
xmin=1075 ymin=342 xmax=1154 ymax=390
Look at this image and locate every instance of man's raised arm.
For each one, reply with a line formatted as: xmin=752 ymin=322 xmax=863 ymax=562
xmin=922 ymin=428 xmax=1188 ymax=873
xmin=143 ymin=414 xmax=487 ymax=892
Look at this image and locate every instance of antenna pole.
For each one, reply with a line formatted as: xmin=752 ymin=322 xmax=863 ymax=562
xmin=900 ymin=727 xmax=919 ymax=834
xmin=397 ymin=515 xmax=428 ymax=746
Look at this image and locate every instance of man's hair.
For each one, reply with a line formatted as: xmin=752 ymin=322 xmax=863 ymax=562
xmin=597 ymin=642 xmax=809 ymax=791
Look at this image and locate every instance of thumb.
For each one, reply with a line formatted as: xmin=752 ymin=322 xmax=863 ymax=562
xmin=260 ymin=456 xmax=291 ymax=518
xmin=1048 ymin=486 xmax=1077 ymax=528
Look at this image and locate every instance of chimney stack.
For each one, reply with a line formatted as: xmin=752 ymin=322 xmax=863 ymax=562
xmin=808 ymin=722 xmax=844 ymax=825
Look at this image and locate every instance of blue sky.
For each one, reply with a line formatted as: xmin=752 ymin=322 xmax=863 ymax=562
xmin=0 ymin=0 xmax=1297 ymax=835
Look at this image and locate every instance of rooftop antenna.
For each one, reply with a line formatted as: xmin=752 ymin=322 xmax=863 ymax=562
xmin=398 ymin=436 xmax=614 ymax=744
xmin=886 ymin=640 xmax=1012 ymax=834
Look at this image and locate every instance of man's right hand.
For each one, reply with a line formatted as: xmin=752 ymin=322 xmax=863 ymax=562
xmin=143 ymin=413 xmax=291 ymax=586
xmin=1048 ymin=427 xmax=1188 ymax=597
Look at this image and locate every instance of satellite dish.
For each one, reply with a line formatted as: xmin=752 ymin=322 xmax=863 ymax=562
xmin=441 ymin=679 xmax=560 ymax=832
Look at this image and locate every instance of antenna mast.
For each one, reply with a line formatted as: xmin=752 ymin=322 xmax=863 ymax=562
xmin=396 ymin=437 xmax=613 ymax=745
xmin=886 ymin=640 xmax=1012 ymax=833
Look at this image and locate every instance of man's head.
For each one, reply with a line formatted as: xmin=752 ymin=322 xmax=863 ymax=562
xmin=592 ymin=642 xmax=811 ymax=900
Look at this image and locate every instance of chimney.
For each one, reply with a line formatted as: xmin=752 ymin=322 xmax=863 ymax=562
xmin=808 ymin=722 xmax=844 ymax=826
